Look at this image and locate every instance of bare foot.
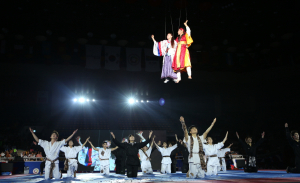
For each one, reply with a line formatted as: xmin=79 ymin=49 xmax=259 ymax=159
xmin=176 ymin=80 xmax=181 ymax=83
xmin=188 ymin=76 xmax=192 ymax=79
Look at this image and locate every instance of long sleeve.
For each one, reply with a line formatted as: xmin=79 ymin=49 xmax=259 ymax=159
xmin=215 ymin=142 xmax=224 ymax=150
xmin=186 ymin=26 xmax=191 ymax=36
xmin=169 ymin=144 xmax=178 ymax=152
xmin=255 ymin=138 xmax=264 ymax=148
xmin=137 ymin=138 xmax=151 ymax=149
xmin=60 ymin=146 xmax=67 ymax=153
xmin=112 ymin=138 xmax=126 ymax=149
xmin=238 ymin=138 xmax=248 ymax=150
xmin=286 ymin=127 xmax=295 ymax=146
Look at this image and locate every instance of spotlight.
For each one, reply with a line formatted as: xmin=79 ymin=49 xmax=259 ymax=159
xmin=73 ymin=98 xmax=77 ymax=102
xmin=141 ymin=100 xmax=144 ymax=103
xmin=79 ymin=97 xmax=85 ymax=103
xmin=128 ymin=98 xmax=135 ymax=104
xmin=33 ymin=130 xmax=36 ymax=133
xmin=86 ymin=99 xmax=90 ymax=102
xmin=92 ymin=99 xmax=95 ymax=102
xmin=136 ymin=100 xmax=139 ymax=103
xmin=147 ymin=100 xmax=149 ymax=103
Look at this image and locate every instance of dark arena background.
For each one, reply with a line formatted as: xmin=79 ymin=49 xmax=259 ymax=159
xmin=0 ymin=0 xmax=300 ymax=182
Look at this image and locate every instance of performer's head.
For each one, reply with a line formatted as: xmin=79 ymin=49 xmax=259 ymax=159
xmin=102 ymin=141 xmax=108 ymax=148
xmin=128 ymin=134 xmax=135 ymax=143
xmin=162 ymin=142 xmax=168 ymax=148
xmin=206 ymin=137 xmax=213 ymax=144
xmin=68 ymin=140 xmax=74 ymax=147
xmin=188 ymin=125 xmax=198 ymax=136
xmin=50 ymin=130 xmax=59 ymax=140
xmin=167 ymin=33 xmax=175 ymax=48
xmin=291 ymin=130 xmax=299 ymax=141
xmin=142 ymin=146 xmax=148 ymax=151
xmin=245 ymin=136 xmax=252 ymax=144
xmin=178 ymin=28 xmax=185 ymax=36
xmin=168 ymin=143 xmax=172 ymax=148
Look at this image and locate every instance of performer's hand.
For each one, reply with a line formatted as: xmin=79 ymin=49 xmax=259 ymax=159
xmin=29 ymin=127 xmax=33 ymax=133
xmin=262 ymin=131 xmax=265 ymax=138
xmin=149 ymin=131 xmax=153 ymax=138
xmin=212 ymin=118 xmax=217 ymax=125
xmin=73 ymin=129 xmax=78 ymax=135
xmin=33 ymin=141 xmax=37 ymax=145
xmin=228 ymin=143 xmax=233 ymax=148
xmin=175 ymin=134 xmax=178 ymax=141
xmin=285 ymin=123 xmax=288 ymax=127
xmin=86 ymin=137 xmax=90 ymax=142
xmin=151 ymin=35 xmax=155 ymax=41
xmin=110 ymin=132 xmax=115 ymax=139
xmin=179 ymin=116 xmax=185 ymax=123
xmin=153 ymin=135 xmax=156 ymax=140
xmin=184 ymin=20 xmax=188 ymax=26
xmin=236 ymin=132 xmax=239 ymax=139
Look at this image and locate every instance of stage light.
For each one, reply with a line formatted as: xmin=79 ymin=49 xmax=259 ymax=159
xmin=86 ymin=99 xmax=90 ymax=102
xmin=79 ymin=97 xmax=85 ymax=103
xmin=147 ymin=100 xmax=149 ymax=103
xmin=159 ymin=98 xmax=165 ymax=106
xmin=33 ymin=130 xmax=36 ymax=132
xmin=141 ymin=100 xmax=144 ymax=103
xmin=128 ymin=98 xmax=135 ymax=104
xmin=136 ymin=100 xmax=139 ymax=103
xmin=92 ymin=99 xmax=95 ymax=102
xmin=73 ymin=98 xmax=77 ymax=102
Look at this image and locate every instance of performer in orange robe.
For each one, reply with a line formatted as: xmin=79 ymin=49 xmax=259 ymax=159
xmin=172 ymin=20 xmax=193 ymax=83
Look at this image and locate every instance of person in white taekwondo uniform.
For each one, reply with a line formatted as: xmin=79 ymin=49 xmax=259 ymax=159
xmin=217 ymin=143 xmax=233 ymax=172
xmin=180 ymin=116 xmax=216 ymax=179
xmin=154 ymin=135 xmax=178 ymax=174
xmin=139 ymin=135 xmax=155 ymax=174
xmin=29 ymin=127 xmax=78 ymax=180
xmin=89 ymin=140 xmax=118 ymax=176
xmin=60 ymin=137 xmax=90 ymax=178
xmin=203 ymin=132 xmax=228 ymax=176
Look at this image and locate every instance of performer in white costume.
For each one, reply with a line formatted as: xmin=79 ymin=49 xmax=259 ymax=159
xmin=203 ymin=132 xmax=228 ymax=176
xmin=217 ymin=143 xmax=233 ymax=172
xmin=89 ymin=140 xmax=118 ymax=176
xmin=154 ymin=135 xmax=178 ymax=174
xmin=60 ymin=137 xmax=90 ymax=178
xmin=139 ymin=135 xmax=155 ymax=174
xmin=29 ymin=127 xmax=78 ymax=180
xmin=180 ymin=116 xmax=216 ymax=178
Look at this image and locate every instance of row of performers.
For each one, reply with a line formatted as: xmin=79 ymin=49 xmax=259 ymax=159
xmin=29 ymin=119 xmax=300 ymax=180
xmin=152 ymin=20 xmax=193 ymax=83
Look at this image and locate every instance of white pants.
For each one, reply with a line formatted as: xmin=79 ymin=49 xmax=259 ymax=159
xmin=45 ymin=161 xmax=61 ymax=180
xmin=142 ymin=166 xmax=153 ymax=174
xmin=67 ymin=163 xmax=78 ymax=177
xmin=176 ymin=67 xmax=192 ymax=80
xmin=217 ymin=158 xmax=226 ymax=172
xmin=207 ymin=165 xmax=218 ymax=176
xmin=100 ymin=164 xmax=110 ymax=175
xmin=188 ymin=163 xmax=205 ymax=178
xmin=161 ymin=163 xmax=171 ymax=174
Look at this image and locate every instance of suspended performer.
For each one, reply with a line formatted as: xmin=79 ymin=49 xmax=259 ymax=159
xmin=152 ymin=34 xmax=178 ymax=83
xmin=236 ymin=131 xmax=265 ymax=172
xmin=172 ymin=20 xmax=193 ymax=83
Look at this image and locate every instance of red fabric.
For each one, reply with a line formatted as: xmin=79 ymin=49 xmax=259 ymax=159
xmin=158 ymin=42 xmax=162 ymax=56
xmin=172 ymin=36 xmax=187 ymax=71
xmin=87 ymin=148 xmax=93 ymax=166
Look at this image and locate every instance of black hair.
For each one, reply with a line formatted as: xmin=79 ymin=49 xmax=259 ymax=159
xmin=128 ymin=134 xmax=134 ymax=138
xmin=245 ymin=136 xmax=252 ymax=142
xmin=188 ymin=125 xmax=198 ymax=136
xmin=52 ymin=130 xmax=59 ymax=138
xmin=102 ymin=141 xmax=107 ymax=145
xmin=167 ymin=33 xmax=175 ymax=48
xmin=291 ymin=130 xmax=299 ymax=137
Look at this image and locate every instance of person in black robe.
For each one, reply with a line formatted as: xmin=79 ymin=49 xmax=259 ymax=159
xmin=112 ymin=139 xmax=127 ymax=174
xmin=111 ymin=131 xmax=153 ymax=178
xmin=175 ymin=134 xmax=189 ymax=173
xmin=169 ymin=142 xmax=178 ymax=173
xmin=236 ymin=131 xmax=265 ymax=172
xmin=285 ymin=123 xmax=300 ymax=173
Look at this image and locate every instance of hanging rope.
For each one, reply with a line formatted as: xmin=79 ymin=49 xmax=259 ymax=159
xmin=178 ymin=9 xmax=181 ymax=30
xmin=168 ymin=0 xmax=174 ymax=35
xmin=185 ymin=0 xmax=188 ymax=20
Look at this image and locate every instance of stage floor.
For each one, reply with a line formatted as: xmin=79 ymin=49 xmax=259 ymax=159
xmin=1 ymin=170 xmax=300 ymax=183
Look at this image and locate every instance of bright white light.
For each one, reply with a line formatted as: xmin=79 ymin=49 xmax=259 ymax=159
xmin=136 ymin=100 xmax=139 ymax=103
xmin=33 ymin=130 xmax=36 ymax=132
xmin=73 ymin=98 xmax=77 ymax=102
xmin=92 ymin=99 xmax=95 ymax=102
xmin=86 ymin=99 xmax=90 ymax=102
xmin=147 ymin=100 xmax=149 ymax=103
xmin=79 ymin=97 xmax=85 ymax=103
xmin=141 ymin=100 xmax=144 ymax=103
xmin=128 ymin=98 xmax=134 ymax=104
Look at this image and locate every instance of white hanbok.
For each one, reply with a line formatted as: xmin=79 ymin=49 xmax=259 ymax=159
xmin=38 ymin=139 xmax=66 ymax=180
xmin=139 ymin=147 xmax=153 ymax=174
xmin=217 ymin=148 xmax=230 ymax=172
xmin=157 ymin=144 xmax=178 ymax=174
xmin=203 ymin=142 xmax=224 ymax=176
xmin=60 ymin=146 xmax=82 ymax=177
xmin=98 ymin=148 xmax=111 ymax=175
xmin=184 ymin=135 xmax=207 ymax=178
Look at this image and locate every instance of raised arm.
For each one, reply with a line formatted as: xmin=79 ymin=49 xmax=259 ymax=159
xmin=175 ymin=134 xmax=178 ymax=142
xmin=111 ymin=132 xmax=126 ymax=149
xmin=81 ymin=137 xmax=90 ymax=148
xmin=236 ymin=131 xmax=247 ymax=148
xmin=150 ymin=135 xmax=155 ymax=148
xmin=153 ymin=140 xmax=160 ymax=151
xmin=29 ymin=127 xmax=39 ymax=143
xmin=222 ymin=131 xmax=228 ymax=144
xmin=255 ymin=132 xmax=265 ymax=147
xmin=151 ymin=35 xmax=156 ymax=42
xmin=111 ymin=146 xmax=119 ymax=151
xmin=88 ymin=140 xmax=99 ymax=151
xmin=285 ymin=123 xmax=295 ymax=146
xmin=180 ymin=116 xmax=189 ymax=141
xmin=184 ymin=20 xmax=191 ymax=36
xmin=227 ymin=143 xmax=233 ymax=148
xmin=65 ymin=129 xmax=78 ymax=142
xmin=202 ymin=118 xmax=216 ymax=139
